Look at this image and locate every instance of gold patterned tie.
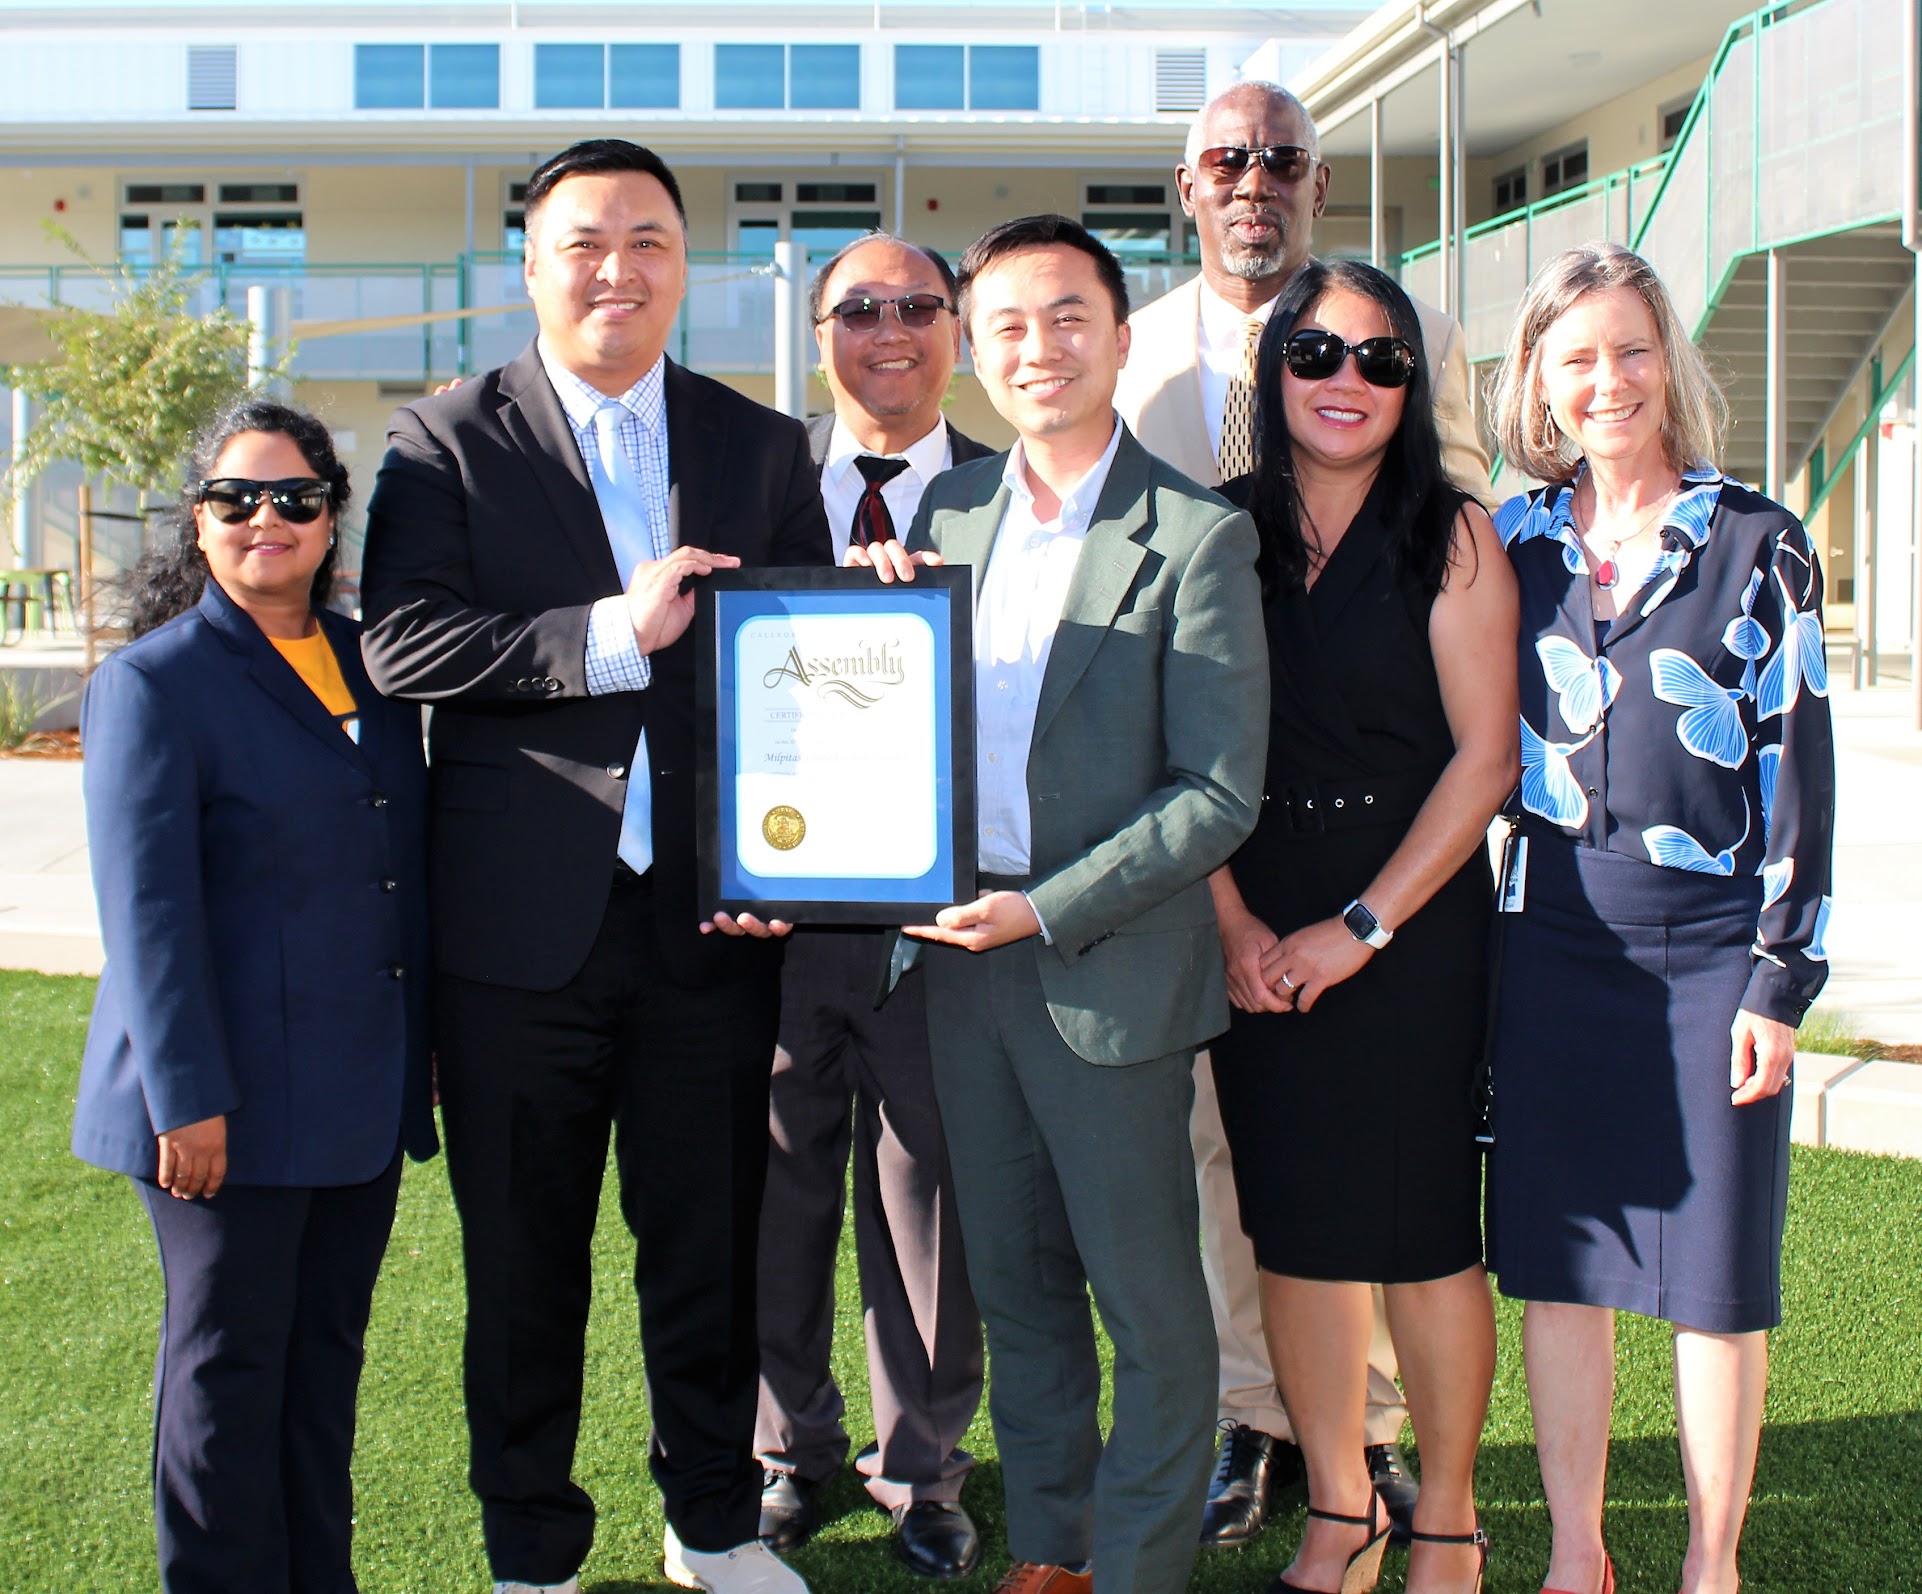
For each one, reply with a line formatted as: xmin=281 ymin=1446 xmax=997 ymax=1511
xmin=1217 ymin=316 xmax=1262 ymax=482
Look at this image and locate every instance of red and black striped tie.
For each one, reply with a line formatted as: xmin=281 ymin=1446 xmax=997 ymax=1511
xmin=852 ymin=454 xmax=912 ymax=548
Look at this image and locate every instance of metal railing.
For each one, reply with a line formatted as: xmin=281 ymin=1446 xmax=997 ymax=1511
xmin=1400 ymin=157 xmax=1669 ymax=361
xmin=1 ymin=251 xmax=1207 ymax=385
xmin=1397 ymin=0 xmax=1904 ymax=352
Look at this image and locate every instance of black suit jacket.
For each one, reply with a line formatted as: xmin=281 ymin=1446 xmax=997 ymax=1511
xmin=361 ymin=341 xmax=833 ymax=992
xmin=801 ymin=412 xmax=996 ymax=480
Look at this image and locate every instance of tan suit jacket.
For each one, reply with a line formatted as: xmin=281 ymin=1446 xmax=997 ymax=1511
xmin=1113 ymin=273 xmax=1495 ymax=505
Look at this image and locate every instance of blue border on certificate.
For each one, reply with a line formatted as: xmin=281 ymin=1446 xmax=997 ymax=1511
xmin=714 ymin=587 xmax=957 ymax=904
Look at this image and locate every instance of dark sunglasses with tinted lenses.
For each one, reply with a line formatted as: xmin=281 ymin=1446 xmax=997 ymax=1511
xmin=1195 ymin=144 xmax=1317 ymax=184
xmin=818 ymin=294 xmax=952 ymax=332
xmin=1281 ymin=330 xmax=1418 ymax=389
xmin=196 ymin=477 xmax=334 ymax=524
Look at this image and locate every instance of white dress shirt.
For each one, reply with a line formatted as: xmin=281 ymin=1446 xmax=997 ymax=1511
xmin=974 ymin=415 xmax=1125 ymax=880
xmin=820 ymin=415 xmax=953 ymax=562
xmin=539 ymin=341 xmax=672 ymax=872
xmin=1197 ymin=284 xmax=1279 ymax=457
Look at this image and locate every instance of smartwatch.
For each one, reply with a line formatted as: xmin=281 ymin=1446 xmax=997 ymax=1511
xmin=1342 ymin=898 xmax=1393 ymax=950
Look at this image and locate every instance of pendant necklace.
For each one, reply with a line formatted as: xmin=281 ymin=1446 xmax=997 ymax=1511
xmin=1577 ymin=484 xmax=1675 ymax=589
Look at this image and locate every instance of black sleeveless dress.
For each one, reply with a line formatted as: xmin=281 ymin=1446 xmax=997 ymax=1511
xmin=1209 ymin=476 xmax=1491 ymax=1284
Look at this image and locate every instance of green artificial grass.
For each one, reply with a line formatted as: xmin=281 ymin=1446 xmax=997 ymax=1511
xmin=2 ymin=966 xmax=1918 ymax=1591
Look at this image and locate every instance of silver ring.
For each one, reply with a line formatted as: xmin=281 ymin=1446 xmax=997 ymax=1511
xmin=1278 ymin=972 xmax=1298 ymax=991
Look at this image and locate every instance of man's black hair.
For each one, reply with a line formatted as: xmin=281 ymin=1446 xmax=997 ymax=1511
xmin=956 ymin=214 xmax=1130 ymax=328
xmin=523 ymin=138 xmax=687 ymax=231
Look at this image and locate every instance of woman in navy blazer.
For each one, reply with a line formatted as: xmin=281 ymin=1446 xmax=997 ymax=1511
xmin=73 ymin=399 xmax=437 ymax=1594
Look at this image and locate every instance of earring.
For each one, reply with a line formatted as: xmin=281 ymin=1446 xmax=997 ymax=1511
xmin=328 ymin=533 xmax=338 ymax=549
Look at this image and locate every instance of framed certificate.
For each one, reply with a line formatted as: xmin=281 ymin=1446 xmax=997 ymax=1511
xmin=695 ymin=566 xmax=976 ymax=923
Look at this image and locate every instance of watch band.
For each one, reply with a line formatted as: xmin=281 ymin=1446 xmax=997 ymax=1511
xmin=1342 ymin=897 xmax=1394 ymax=950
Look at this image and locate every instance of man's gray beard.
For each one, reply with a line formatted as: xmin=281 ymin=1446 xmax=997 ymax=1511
xmin=1218 ymin=242 xmax=1287 ymax=282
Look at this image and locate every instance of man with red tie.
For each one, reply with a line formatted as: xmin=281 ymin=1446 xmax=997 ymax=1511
xmin=751 ymin=233 xmax=994 ymax=1577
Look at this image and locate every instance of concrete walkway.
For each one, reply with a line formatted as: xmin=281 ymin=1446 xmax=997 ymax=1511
xmin=5 ymin=679 xmax=1922 ymax=1044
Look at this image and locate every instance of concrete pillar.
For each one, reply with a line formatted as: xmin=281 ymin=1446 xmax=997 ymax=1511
xmin=1436 ymin=41 xmax=1453 ymax=314
xmin=772 ymin=240 xmax=810 ymax=420
xmin=1765 ymin=249 xmax=1787 ymax=503
xmin=9 ymin=387 xmax=29 ymax=567
xmin=247 ymin=284 xmax=293 ymax=395
xmin=1859 ymin=396 xmax=1880 ymax=686
xmin=1370 ymin=97 xmax=1385 ymax=270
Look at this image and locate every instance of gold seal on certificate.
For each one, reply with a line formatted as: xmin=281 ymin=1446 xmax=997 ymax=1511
xmin=762 ymin=804 xmax=807 ymax=851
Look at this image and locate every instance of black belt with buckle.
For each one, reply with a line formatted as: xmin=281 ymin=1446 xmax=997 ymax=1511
xmin=1264 ymin=769 xmax=1439 ymax=834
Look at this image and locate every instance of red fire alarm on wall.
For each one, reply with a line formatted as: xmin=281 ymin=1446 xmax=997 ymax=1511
xmin=926 ymin=198 xmax=939 ymax=211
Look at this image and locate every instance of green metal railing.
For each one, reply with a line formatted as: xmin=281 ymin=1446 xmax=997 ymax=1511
xmin=1399 ymin=154 xmax=1670 ymax=272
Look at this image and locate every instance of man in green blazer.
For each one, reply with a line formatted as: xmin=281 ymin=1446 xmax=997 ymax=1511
xmin=861 ymin=215 xmax=1268 ymax=1594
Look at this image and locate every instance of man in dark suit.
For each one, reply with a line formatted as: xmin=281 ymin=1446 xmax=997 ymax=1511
xmin=751 ymin=233 xmax=990 ymax=1576
xmin=858 ymin=215 xmax=1268 ymax=1594
xmin=360 ymin=139 xmax=831 ymax=1594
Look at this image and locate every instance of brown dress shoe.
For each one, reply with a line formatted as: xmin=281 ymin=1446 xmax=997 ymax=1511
xmin=990 ymin=1564 xmax=1094 ymax=1594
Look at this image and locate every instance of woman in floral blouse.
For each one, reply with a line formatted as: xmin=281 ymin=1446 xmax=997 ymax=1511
xmin=1485 ymin=243 xmax=1833 ymax=1594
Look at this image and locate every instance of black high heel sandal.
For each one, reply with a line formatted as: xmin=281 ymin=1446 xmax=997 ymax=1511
xmin=1271 ymin=1492 xmax=1392 ymax=1594
xmin=1405 ymin=1523 xmax=1490 ymax=1594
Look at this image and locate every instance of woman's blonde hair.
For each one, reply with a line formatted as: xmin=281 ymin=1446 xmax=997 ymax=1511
xmin=1491 ymin=242 xmax=1727 ymax=483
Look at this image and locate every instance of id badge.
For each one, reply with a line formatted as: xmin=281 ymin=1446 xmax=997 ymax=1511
xmin=1498 ymin=832 xmax=1528 ymax=914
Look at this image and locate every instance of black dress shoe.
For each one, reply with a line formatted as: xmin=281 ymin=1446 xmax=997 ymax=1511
xmin=891 ymin=1500 xmax=982 ymax=1579
xmin=1365 ymin=1442 xmax=1419 ymax=1547
xmin=1199 ymin=1420 xmax=1304 ymax=1548
xmin=758 ymin=1469 xmax=823 ymax=1553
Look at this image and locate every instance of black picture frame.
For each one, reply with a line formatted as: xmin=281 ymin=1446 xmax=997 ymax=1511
xmin=694 ymin=565 xmax=976 ymax=924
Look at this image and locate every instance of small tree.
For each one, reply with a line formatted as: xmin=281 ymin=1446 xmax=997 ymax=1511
xmin=3 ymin=225 xmax=257 ymax=506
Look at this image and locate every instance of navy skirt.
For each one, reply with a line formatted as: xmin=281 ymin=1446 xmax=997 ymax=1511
xmin=1485 ymin=828 xmax=1792 ymax=1333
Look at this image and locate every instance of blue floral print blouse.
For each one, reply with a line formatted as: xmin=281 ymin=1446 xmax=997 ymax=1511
xmin=1496 ymin=466 xmax=1836 ymax=1026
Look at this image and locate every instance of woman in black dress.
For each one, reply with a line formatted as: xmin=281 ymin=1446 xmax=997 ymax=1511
xmin=1485 ymin=244 xmax=1833 ymax=1594
xmin=1209 ymin=259 xmax=1518 ymax=1594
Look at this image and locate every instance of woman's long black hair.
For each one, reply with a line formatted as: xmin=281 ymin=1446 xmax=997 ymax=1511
xmin=1243 ymin=258 xmax=1462 ymax=599
xmin=119 ymin=398 xmax=350 ymax=640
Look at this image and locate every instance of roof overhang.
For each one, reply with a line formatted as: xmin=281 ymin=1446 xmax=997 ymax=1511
xmin=1289 ymin=0 xmax=1754 ymax=158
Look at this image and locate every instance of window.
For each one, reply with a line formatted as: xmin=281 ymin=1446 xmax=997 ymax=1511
xmin=1540 ymin=142 xmax=1589 ymax=197
xmin=535 ymin=44 xmax=604 ymax=109
xmin=186 ymin=46 xmax=237 ymax=112
xmin=431 ymin=44 xmax=499 ymax=108
xmin=126 ymin=183 xmax=206 ymax=205
xmin=731 ymin=178 xmax=879 ymax=260
xmin=895 ymin=45 xmax=964 ymax=110
xmin=790 ymin=45 xmax=860 ymax=109
xmin=534 ymin=43 xmax=680 ymax=109
xmin=1082 ymin=180 xmax=1182 ymax=256
xmin=220 ymin=183 xmax=298 ymax=204
xmin=215 ymin=212 xmax=306 ymax=263
xmin=356 ymin=44 xmax=423 ymax=108
xmin=1154 ymin=50 xmax=1206 ymax=114
xmin=1659 ymin=95 xmax=1695 ymax=151
xmin=717 ymin=44 xmax=857 ymax=110
xmin=716 ymin=44 xmax=786 ymax=109
xmin=1493 ymin=167 xmax=1527 ymax=213
xmin=611 ymin=44 xmax=678 ymax=108
xmin=969 ymin=46 xmax=1038 ymax=111
xmin=355 ymin=43 xmax=498 ymax=108
xmin=504 ymin=180 xmax=528 ymax=253
xmin=893 ymin=43 xmax=1038 ymax=111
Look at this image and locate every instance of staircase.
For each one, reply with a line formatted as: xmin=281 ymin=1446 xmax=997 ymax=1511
xmin=1401 ymin=0 xmax=1915 ymax=491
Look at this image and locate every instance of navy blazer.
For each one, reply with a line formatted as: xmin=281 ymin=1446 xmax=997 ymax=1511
xmin=72 ymin=581 xmax=438 ymax=1186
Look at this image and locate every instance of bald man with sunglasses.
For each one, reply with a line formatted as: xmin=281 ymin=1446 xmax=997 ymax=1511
xmin=1113 ymin=81 xmax=1493 ymax=1554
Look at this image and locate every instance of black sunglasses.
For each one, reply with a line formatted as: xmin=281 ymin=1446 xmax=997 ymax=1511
xmin=1195 ymin=144 xmax=1317 ymax=184
xmin=818 ymin=294 xmax=952 ymax=332
xmin=1281 ymin=330 xmax=1417 ymax=389
xmin=196 ymin=477 xmax=334 ymax=525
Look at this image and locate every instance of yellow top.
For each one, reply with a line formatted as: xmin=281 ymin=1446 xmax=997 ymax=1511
xmin=270 ymin=628 xmax=360 ymax=742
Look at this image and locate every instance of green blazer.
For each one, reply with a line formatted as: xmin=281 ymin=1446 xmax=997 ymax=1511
xmin=906 ymin=424 xmax=1269 ymax=1066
